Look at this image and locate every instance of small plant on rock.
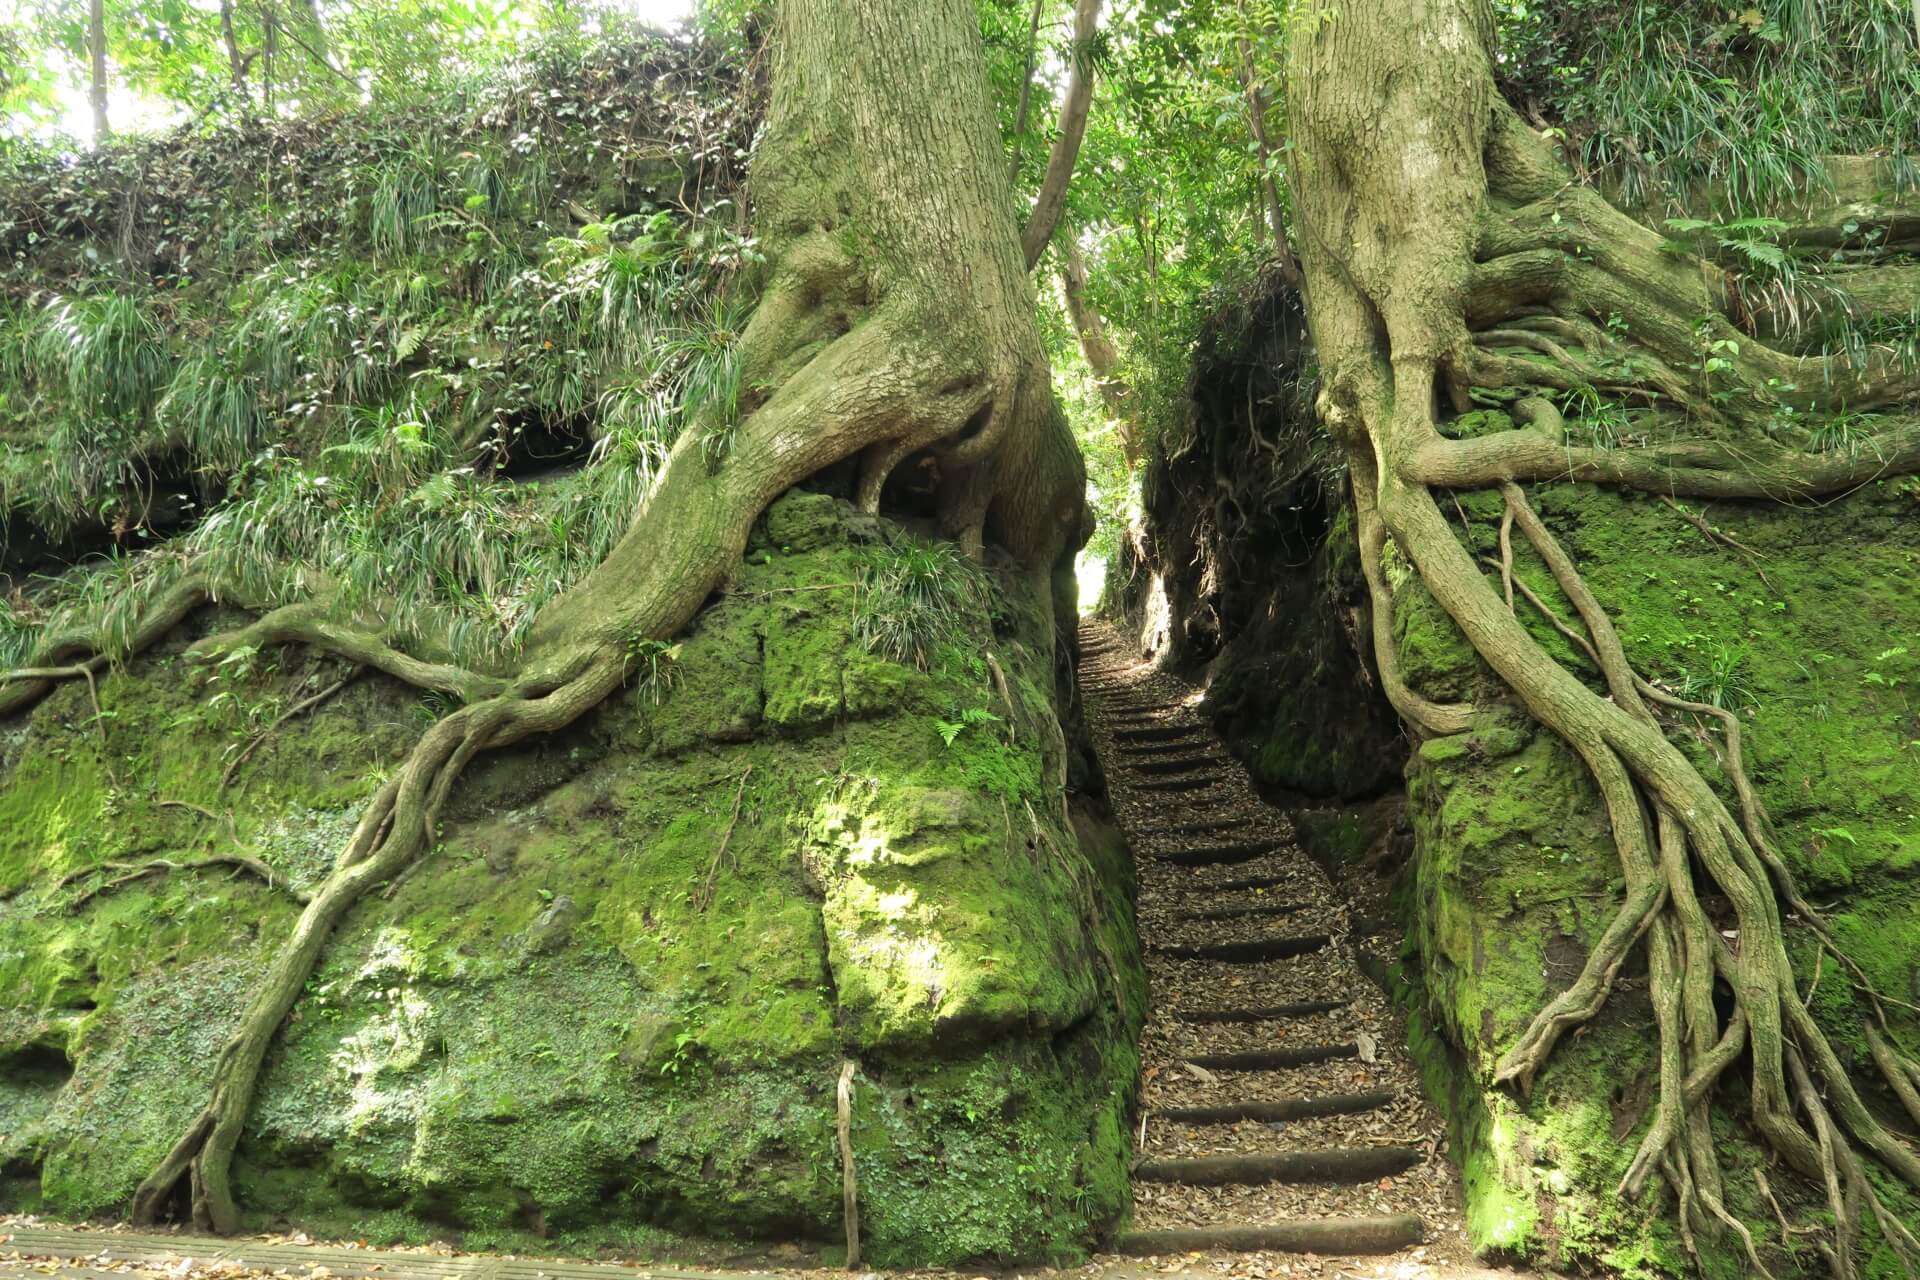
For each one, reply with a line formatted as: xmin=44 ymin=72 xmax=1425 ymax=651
xmin=624 ymin=638 xmax=682 ymax=704
xmin=855 ymin=541 xmax=987 ymax=670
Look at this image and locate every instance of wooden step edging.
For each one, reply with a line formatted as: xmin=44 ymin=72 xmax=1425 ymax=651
xmin=1155 ymin=1090 xmax=1396 ymax=1125
xmin=1153 ymin=934 xmax=1330 ymax=962
xmin=1184 ymin=1043 xmax=1358 ymax=1071
xmin=1175 ymin=998 xmax=1350 ymax=1023
xmin=1194 ymin=872 xmax=1292 ymax=892
xmin=1133 ymin=1146 xmax=1422 ymax=1187
xmin=1110 ymin=724 xmax=1197 ymax=742
xmin=1137 ymin=816 xmax=1250 ymax=838
xmin=1124 ymin=756 xmax=1223 ymax=776
xmin=1172 ymin=900 xmax=1311 ymax=923
xmin=1155 ymin=842 xmax=1277 ymax=867
xmin=1133 ymin=775 xmax=1221 ymax=793
xmin=1113 ymin=1214 xmax=1423 ymax=1257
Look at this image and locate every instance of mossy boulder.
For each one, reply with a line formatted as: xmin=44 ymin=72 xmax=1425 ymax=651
xmin=0 ymin=495 xmax=1145 ymax=1267
xmin=1392 ymin=479 xmax=1920 ymax=1277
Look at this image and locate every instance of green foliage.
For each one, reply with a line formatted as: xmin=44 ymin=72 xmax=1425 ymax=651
xmin=855 ymin=542 xmax=988 ymax=670
xmin=1669 ymin=635 xmax=1758 ymax=710
xmin=624 ymin=639 xmax=682 ymax=705
xmin=1496 ymin=0 xmax=1920 ymax=216
xmin=933 ymin=706 xmax=1000 ymax=748
xmin=1 ymin=1 xmax=645 ymax=143
xmin=0 ymin=23 xmax=761 ymax=668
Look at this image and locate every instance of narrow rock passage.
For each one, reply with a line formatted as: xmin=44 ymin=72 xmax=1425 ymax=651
xmin=1076 ymin=622 xmax=1468 ymax=1262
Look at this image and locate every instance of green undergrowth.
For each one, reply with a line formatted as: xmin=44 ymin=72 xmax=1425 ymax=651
xmin=1388 ymin=457 xmax=1920 ymax=1275
xmin=0 ymin=493 xmax=1146 ymax=1267
xmin=0 ymin=27 xmax=758 ymax=674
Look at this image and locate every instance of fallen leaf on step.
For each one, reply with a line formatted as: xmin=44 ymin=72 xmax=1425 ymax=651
xmin=1356 ymin=1030 xmax=1378 ymax=1062
xmin=1183 ymin=1061 xmax=1219 ymax=1084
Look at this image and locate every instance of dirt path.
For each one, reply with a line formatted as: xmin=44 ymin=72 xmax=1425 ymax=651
xmin=1076 ymin=621 xmax=1474 ymax=1269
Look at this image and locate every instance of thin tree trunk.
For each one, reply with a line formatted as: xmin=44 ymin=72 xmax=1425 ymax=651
xmin=219 ymin=0 xmax=246 ymax=90
xmin=1235 ymin=28 xmax=1300 ymax=289
xmin=1008 ymin=0 xmax=1045 ymax=183
xmin=263 ymin=3 xmax=276 ymax=112
xmin=1058 ymin=234 xmax=1139 ymax=466
xmin=86 ymin=0 xmax=109 ymax=142
xmin=1020 ymin=0 xmax=1103 ymax=270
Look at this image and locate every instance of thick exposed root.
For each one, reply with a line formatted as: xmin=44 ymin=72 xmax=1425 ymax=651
xmin=131 ymin=651 xmax=625 ymax=1231
xmin=42 ymin=852 xmax=308 ymax=908
xmin=0 ymin=574 xmax=210 ymax=718
xmin=1286 ymin=2 xmax=1920 ymax=1269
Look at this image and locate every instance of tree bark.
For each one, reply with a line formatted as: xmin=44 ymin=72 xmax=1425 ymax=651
xmin=219 ymin=0 xmax=246 ymax=91
xmin=86 ymin=0 xmax=109 ymax=142
xmin=1020 ymin=0 xmax=1103 ymax=270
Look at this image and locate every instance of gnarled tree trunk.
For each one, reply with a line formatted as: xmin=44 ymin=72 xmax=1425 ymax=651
xmin=1286 ymin=2 xmax=1920 ymax=1274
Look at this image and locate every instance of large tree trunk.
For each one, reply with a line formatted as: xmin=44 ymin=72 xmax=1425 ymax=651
xmin=123 ymin=0 xmax=1086 ymax=1233
xmin=1287 ymin=1 xmax=1920 ymax=1273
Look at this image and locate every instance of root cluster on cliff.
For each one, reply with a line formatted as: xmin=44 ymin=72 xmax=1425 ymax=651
xmin=1 ymin=0 xmax=1087 ymax=1235
xmin=1287 ymin=3 xmax=1920 ymax=1274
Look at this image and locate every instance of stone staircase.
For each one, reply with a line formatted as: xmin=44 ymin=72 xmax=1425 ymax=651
xmin=1077 ymin=622 xmax=1458 ymax=1261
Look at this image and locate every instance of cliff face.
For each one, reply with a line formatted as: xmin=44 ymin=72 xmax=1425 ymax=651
xmin=1126 ymin=268 xmax=1920 ymax=1275
xmin=1114 ymin=265 xmax=1406 ymax=803
xmin=1 ymin=38 xmax=1144 ymax=1262
xmin=0 ymin=493 xmax=1144 ymax=1265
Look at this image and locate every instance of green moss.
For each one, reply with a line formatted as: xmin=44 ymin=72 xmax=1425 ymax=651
xmin=1390 ymin=480 xmax=1920 ymax=1274
xmin=0 ymin=518 xmax=1144 ymax=1266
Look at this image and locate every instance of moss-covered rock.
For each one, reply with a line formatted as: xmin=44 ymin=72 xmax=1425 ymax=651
xmin=0 ymin=495 xmax=1145 ymax=1267
xmin=1393 ymin=478 xmax=1920 ymax=1277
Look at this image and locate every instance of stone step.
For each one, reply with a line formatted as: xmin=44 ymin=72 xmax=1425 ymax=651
xmin=1184 ymin=1043 xmax=1358 ymax=1071
xmin=1153 ymin=933 xmax=1329 ymax=963
xmin=1155 ymin=841 xmax=1277 ymax=867
xmin=1133 ymin=1146 xmax=1422 ymax=1187
xmin=1171 ymin=900 xmax=1311 ymax=923
xmin=1174 ymin=998 xmax=1351 ymax=1024
xmin=1113 ymin=1215 xmax=1423 ymax=1257
xmin=1155 ymin=1090 xmax=1396 ymax=1125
